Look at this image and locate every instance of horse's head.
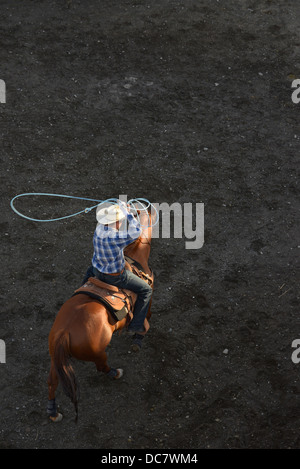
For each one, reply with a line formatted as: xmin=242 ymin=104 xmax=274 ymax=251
xmin=124 ymin=202 xmax=157 ymax=272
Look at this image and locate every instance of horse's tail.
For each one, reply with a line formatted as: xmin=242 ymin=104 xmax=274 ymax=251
xmin=53 ymin=330 xmax=79 ymax=422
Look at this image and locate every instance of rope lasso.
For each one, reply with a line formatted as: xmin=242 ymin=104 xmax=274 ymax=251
xmin=10 ymin=192 xmax=159 ymax=228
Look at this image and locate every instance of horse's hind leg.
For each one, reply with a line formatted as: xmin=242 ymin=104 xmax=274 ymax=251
xmin=47 ymin=360 xmax=63 ymax=422
xmin=94 ymin=351 xmax=123 ymax=380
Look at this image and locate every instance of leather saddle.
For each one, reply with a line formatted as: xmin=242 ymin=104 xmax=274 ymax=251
xmin=72 ymin=256 xmax=153 ymax=325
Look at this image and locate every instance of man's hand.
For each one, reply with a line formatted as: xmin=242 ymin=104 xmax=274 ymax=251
xmin=127 ymin=204 xmax=141 ymax=216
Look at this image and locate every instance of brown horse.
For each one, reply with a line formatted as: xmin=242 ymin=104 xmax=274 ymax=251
xmin=47 ymin=208 xmax=154 ymax=422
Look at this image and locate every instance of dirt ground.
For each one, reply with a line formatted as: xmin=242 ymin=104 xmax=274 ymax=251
xmin=0 ymin=0 xmax=299 ymax=450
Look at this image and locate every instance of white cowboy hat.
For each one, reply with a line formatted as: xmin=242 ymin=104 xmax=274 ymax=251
xmin=96 ymin=203 xmax=126 ymax=225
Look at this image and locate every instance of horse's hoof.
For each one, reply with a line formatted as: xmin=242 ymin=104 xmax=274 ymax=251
xmin=131 ymin=334 xmax=144 ymax=352
xmin=115 ymin=368 xmax=123 ymax=379
xmin=131 ymin=343 xmax=141 ymax=353
xmin=107 ymin=368 xmax=123 ymax=380
xmin=49 ymin=412 xmax=63 ymax=423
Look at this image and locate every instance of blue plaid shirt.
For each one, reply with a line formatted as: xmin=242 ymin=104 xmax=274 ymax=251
xmin=92 ymin=213 xmax=142 ymax=274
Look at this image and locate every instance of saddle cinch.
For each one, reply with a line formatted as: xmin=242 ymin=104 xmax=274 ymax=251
xmin=72 ymin=256 xmax=153 ymax=331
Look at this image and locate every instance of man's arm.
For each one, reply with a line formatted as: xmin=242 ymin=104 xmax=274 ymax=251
xmin=109 ymin=207 xmax=142 ymax=247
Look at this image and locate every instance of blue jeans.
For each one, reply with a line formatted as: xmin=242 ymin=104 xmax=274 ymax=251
xmin=83 ymin=266 xmax=152 ymax=332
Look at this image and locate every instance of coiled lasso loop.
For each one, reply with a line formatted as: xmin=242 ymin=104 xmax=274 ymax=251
xmin=10 ymin=193 xmax=159 ymax=228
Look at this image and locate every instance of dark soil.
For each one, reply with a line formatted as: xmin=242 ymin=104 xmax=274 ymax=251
xmin=0 ymin=0 xmax=299 ymax=449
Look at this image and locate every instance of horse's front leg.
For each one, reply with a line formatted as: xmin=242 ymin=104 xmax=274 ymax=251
xmin=94 ymin=351 xmax=123 ymax=379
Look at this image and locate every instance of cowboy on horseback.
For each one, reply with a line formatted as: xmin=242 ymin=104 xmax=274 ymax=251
xmin=84 ymin=200 xmax=152 ymax=334
xmin=47 ymin=199 xmax=155 ymax=422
